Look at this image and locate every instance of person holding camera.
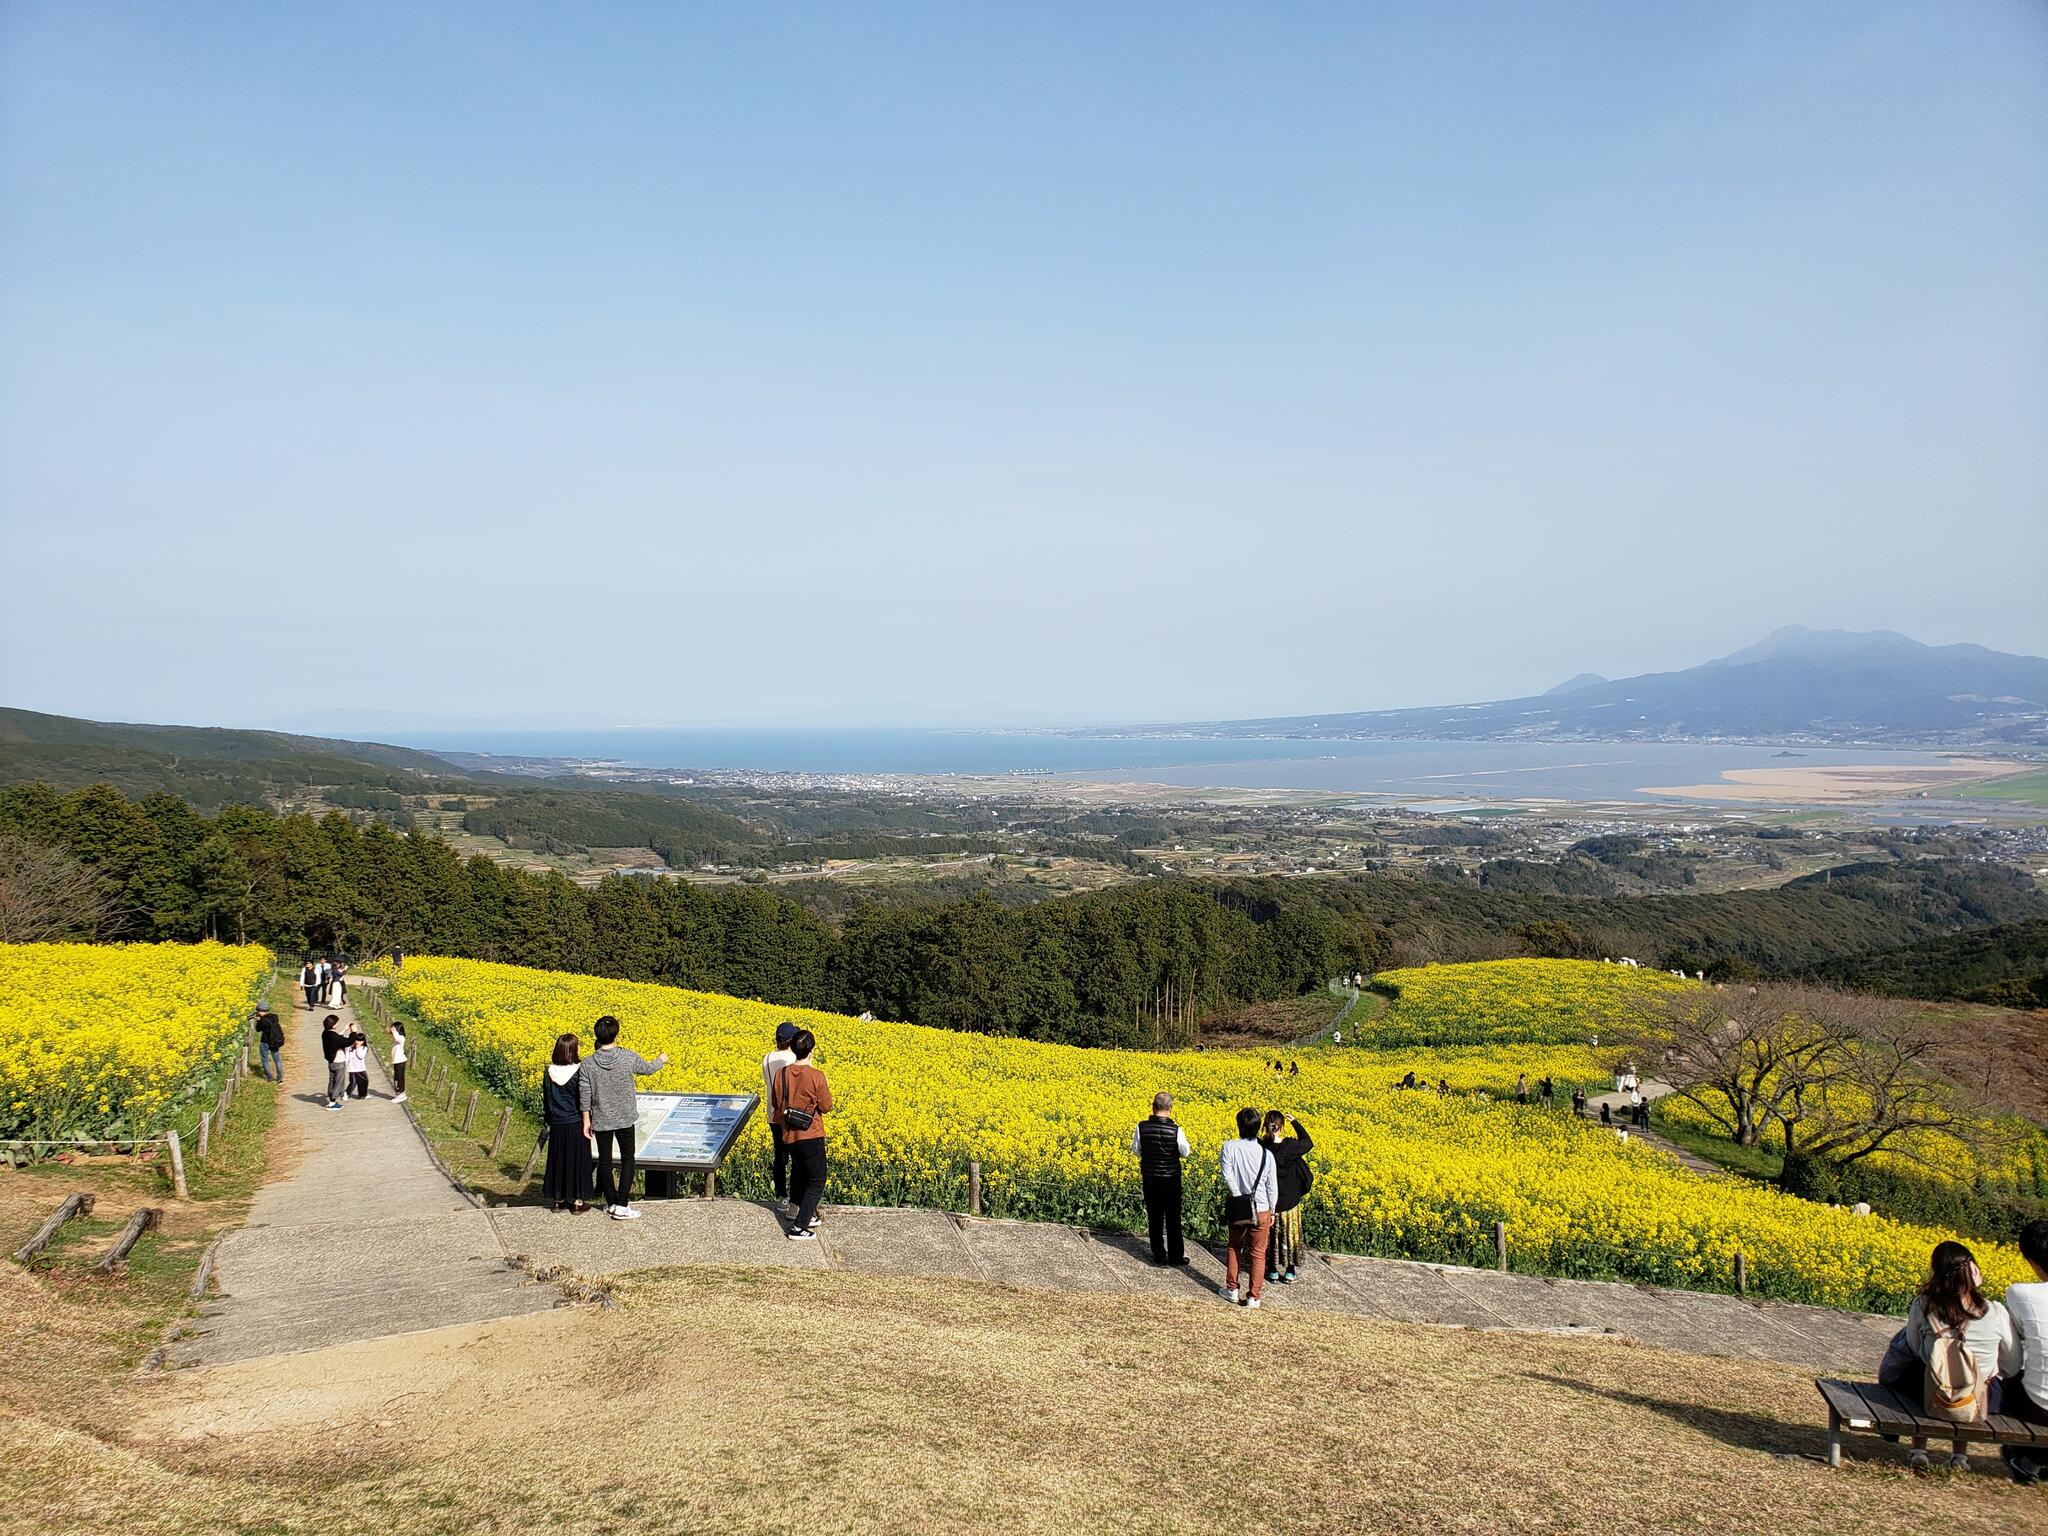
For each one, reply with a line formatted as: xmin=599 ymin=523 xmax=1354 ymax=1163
xmin=1260 ymin=1110 xmax=1314 ymax=1286
xmin=776 ymin=1029 xmax=833 ymax=1240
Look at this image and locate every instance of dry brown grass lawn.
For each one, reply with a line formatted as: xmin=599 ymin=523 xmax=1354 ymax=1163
xmin=2 ymin=1263 xmax=2044 ymax=1536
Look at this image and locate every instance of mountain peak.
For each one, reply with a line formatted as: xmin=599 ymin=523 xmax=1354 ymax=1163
xmin=1709 ymin=627 xmax=1928 ymax=669
xmin=1544 ymin=672 xmax=1609 ymax=696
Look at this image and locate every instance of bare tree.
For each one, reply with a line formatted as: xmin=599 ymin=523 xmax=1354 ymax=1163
xmin=1628 ymin=980 xmax=1989 ymax=1174
xmin=0 ymin=834 xmax=116 ymax=943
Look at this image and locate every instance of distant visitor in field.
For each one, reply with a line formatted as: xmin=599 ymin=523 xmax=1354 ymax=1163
xmin=762 ymin=1022 xmax=798 ymax=1204
xmin=1260 ymin=1110 xmax=1314 ymax=1286
xmin=319 ymin=1013 xmax=348 ymax=1111
xmin=254 ymin=1006 xmax=284 ymax=1084
xmin=1219 ymin=1106 xmax=1277 ymax=1309
xmin=1877 ymin=1239 xmax=2020 ymax=1472
xmin=777 ymin=1029 xmax=832 ymax=1241
xmin=300 ymin=959 xmax=319 ymax=1010
xmin=1130 ymin=1091 xmax=1190 ymax=1266
xmin=579 ymin=1013 xmax=668 ymax=1222
xmin=2001 ymin=1220 xmax=2048 ymax=1484
xmin=541 ymin=1032 xmax=595 ymax=1214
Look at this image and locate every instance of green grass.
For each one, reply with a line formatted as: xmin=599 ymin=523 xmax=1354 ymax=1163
xmin=1957 ymin=767 xmax=2048 ymax=808
xmin=1647 ymin=1101 xmax=1783 ymax=1183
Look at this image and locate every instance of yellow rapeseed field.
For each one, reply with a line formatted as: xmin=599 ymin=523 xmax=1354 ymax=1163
xmin=1361 ymin=957 xmax=1693 ymax=1046
xmin=0 ymin=940 xmax=272 ymax=1142
xmin=387 ymin=955 xmax=2029 ymax=1311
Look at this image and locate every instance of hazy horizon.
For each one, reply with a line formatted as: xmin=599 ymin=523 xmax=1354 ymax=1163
xmin=4 ymin=3 xmax=2045 ymax=730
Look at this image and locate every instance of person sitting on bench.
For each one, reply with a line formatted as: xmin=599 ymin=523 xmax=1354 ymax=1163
xmin=1877 ymin=1239 xmax=2018 ymax=1472
xmin=2001 ymin=1219 xmax=2048 ymax=1485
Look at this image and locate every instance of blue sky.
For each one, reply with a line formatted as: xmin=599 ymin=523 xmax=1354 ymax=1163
xmin=2 ymin=2 xmax=2043 ymax=729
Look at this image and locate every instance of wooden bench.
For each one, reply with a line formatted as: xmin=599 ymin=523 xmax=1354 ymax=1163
xmin=1817 ymin=1378 xmax=2048 ymax=1467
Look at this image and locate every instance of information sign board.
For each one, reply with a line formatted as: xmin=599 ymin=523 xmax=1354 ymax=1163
xmin=631 ymin=1091 xmax=759 ymax=1171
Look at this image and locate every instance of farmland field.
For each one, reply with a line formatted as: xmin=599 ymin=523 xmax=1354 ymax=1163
xmin=385 ymin=955 xmax=2029 ymax=1311
xmin=0 ymin=942 xmax=271 ymax=1143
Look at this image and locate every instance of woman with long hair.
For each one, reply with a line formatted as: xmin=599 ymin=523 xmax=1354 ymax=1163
xmin=1891 ymin=1240 xmax=2019 ymax=1472
xmin=540 ymin=1032 xmax=595 ymax=1213
xmin=1259 ymin=1109 xmax=1314 ymax=1286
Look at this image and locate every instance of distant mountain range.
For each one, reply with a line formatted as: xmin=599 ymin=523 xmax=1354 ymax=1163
xmin=1114 ymin=628 xmax=2048 ymax=746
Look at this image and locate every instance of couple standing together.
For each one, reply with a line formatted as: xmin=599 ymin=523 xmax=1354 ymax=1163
xmin=1134 ymin=1095 xmax=1314 ymax=1308
xmin=539 ymin=1014 xmax=670 ymax=1219
xmin=761 ymin=1022 xmax=832 ymax=1240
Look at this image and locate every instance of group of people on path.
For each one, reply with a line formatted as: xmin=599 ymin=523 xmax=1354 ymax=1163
xmin=319 ymin=1012 xmax=406 ymax=1111
xmin=297 ymin=956 xmax=347 ymax=1009
xmin=1878 ymin=1225 xmax=2048 ymax=1483
xmin=1132 ymin=1094 xmax=1315 ymax=1308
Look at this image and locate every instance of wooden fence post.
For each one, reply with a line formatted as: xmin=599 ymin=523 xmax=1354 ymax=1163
xmin=165 ymin=1130 xmax=188 ymax=1200
xmin=969 ymin=1161 xmax=982 ymax=1217
xmin=519 ymin=1128 xmax=548 ymax=1185
xmin=14 ymin=1192 xmax=95 ymax=1264
xmin=489 ymin=1106 xmax=510 ymax=1157
xmin=195 ymin=1110 xmax=211 ymax=1162
xmin=94 ymin=1207 xmax=162 ymax=1275
xmin=1734 ymin=1251 xmax=1748 ymax=1297
xmin=461 ymin=1089 xmax=478 ymax=1133
xmin=1493 ymin=1220 xmax=1508 ymax=1272
xmin=704 ymin=1169 xmax=717 ymax=1199
xmin=442 ymin=1078 xmax=457 ymax=1113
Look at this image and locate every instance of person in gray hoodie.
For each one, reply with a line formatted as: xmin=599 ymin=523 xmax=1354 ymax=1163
xmin=578 ymin=1014 xmax=668 ymax=1221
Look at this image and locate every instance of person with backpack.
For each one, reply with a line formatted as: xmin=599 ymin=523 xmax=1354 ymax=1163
xmin=254 ymin=1006 xmax=286 ymax=1084
xmin=1259 ymin=1110 xmax=1313 ymax=1286
xmin=1129 ymin=1092 xmax=1191 ymax=1266
xmin=1884 ymin=1240 xmax=2017 ymax=1472
xmin=1218 ymin=1106 xmax=1277 ymax=1309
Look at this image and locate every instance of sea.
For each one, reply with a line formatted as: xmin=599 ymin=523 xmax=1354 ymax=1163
xmin=378 ymin=728 xmax=1960 ymax=807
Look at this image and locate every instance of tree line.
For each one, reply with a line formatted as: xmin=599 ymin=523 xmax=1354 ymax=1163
xmin=0 ymin=782 xmax=1358 ymax=1048
xmin=3 ymin=779 xmax=2040 ymax=1048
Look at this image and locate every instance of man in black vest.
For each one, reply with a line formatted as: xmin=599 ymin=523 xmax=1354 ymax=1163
xmin=1130 ymin=1091 xmax=1191 ymax=1266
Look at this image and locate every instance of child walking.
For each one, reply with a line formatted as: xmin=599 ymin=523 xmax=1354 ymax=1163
xmin=345 ymin=1031 xmax=370 ymax=1100
xmin=389 ymin=1020 xmax=409 ymax=1102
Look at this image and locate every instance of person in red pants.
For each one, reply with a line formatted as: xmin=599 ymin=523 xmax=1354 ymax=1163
xmin=1219 ymin=1106 xmax=1276 ymax=1308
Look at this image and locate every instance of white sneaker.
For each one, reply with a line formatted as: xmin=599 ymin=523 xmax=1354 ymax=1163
xmin=610 ymin=1205 xmax=642 ymax=1221
xmin=1218 ymin=1285 xmax=1238 ymax=1303
xmin=787 ymin=1227 xmax=816 ymax=1242
xmin=1243 ymin=1296 xmax=1261 ymax=1310
xmin=392 ymin=1093 xmax=407 ymax=1103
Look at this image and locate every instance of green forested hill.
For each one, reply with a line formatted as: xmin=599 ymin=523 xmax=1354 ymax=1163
xmin=1800 ymin=919 xmax=2048 ymax=1006
xmin=0 ymin=707 xmax=472 ymax=808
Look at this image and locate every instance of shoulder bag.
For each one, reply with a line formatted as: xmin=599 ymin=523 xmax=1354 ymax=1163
xmin=1224 ymin=1145 xmax=1272 ymax=1226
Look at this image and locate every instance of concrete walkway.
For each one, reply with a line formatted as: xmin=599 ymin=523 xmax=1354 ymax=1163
xmin=169 ymin=986 xmax=1890 ymax=1377
xmin=489 ymin=1196 xmax=1897 ymax=1376
xmin=167 ymin=989 xmax=557 ymax=1368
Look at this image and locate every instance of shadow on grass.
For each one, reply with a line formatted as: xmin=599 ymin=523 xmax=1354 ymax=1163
xmin=1529 ymin=1372 xmax=1823 ymax=1461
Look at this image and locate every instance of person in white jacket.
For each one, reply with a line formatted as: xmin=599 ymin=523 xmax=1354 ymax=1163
xmin=1218 ymin=1107 xmax=1278 ymax=1309
xmin=761 ymin=1022 xmax=798 ymax=1206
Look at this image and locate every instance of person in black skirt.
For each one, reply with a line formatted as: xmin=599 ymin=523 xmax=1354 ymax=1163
xmin=541 ymin=1032 xmax=595 ymax=1213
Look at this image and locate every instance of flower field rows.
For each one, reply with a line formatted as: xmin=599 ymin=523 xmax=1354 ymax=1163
xmin=1360 ymin=958 xmax=1694 ymax=1047
xmin=0 ymin=941 xmax=273 ymax=1142
xmin=386 ymin=955 xmax=2030 ymax=1311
